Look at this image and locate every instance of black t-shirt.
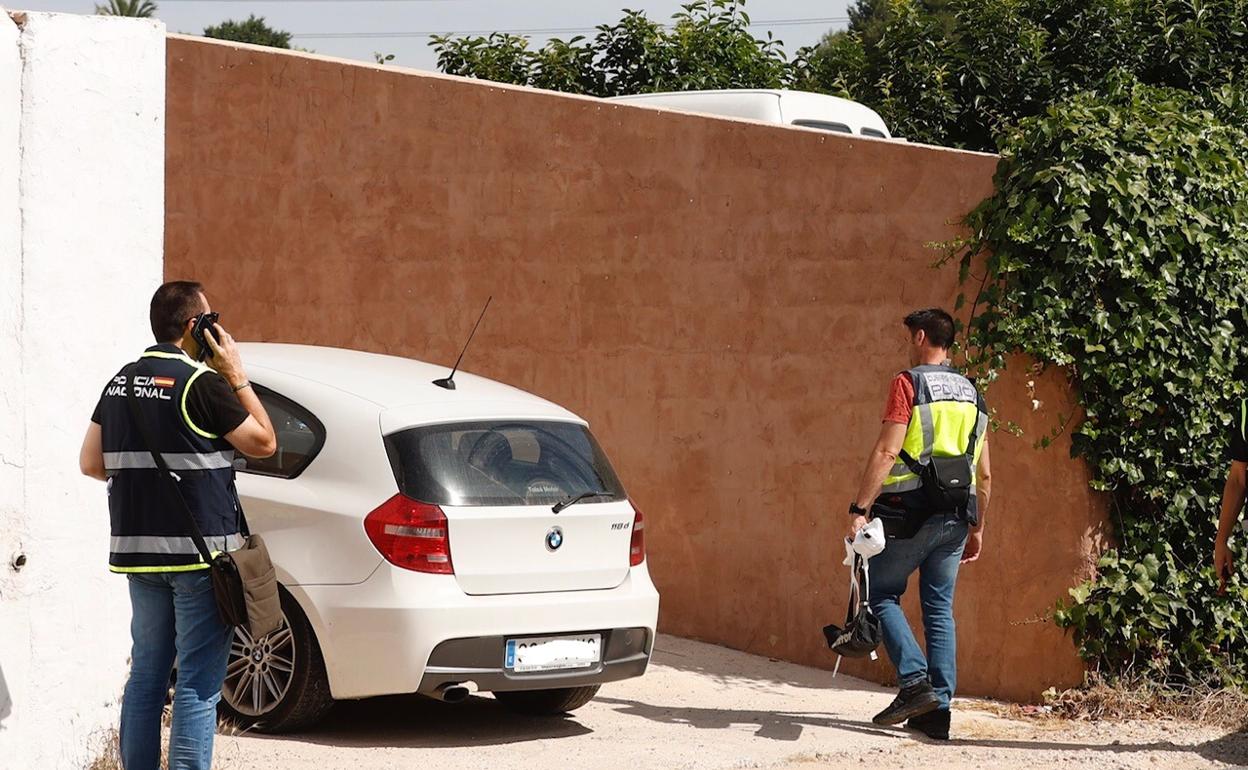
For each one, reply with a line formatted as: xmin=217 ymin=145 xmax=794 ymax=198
xmin=1231 ymin=403 xmax=1248 ymax=463
xmin=92 ymin=369 xmax=250 ymax=438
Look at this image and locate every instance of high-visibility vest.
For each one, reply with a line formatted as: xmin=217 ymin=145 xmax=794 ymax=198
xmin=880 ymin=364 xmax=988 ymax=499
xmin=97 ymin=344 xmax=243 ymax=573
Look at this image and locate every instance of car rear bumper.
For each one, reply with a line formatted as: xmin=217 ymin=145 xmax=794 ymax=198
xmin=290 ymin=562 xmax=660 ymax=700
xmin=419 ymin=627 xmax=651 ymax=693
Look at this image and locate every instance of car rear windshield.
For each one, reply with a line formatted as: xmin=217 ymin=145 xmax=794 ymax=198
xmin=384 ymin=420 xmax=627 ymax=507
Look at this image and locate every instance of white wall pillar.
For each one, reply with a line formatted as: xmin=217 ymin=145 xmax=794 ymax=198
xmin=0 ymin=9 xmax=165 ymax=766
xmin=0 ymin=4 xmax=26 ymax=740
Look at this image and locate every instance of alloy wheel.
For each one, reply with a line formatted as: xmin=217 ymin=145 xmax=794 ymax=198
xmin=223 ymin=618 xmax=296 ymax=717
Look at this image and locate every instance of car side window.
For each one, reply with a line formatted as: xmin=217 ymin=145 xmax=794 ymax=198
xmin=861 ymin=127 xmax=887 ymax=138
xmin=237 ymin=385 xmax=326 ymax=479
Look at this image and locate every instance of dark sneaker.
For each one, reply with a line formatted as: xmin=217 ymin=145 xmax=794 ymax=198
xmin=906 ymin=707 xmax=951 ymax=740
xmin=872 ymin=680 xmax=941 ymax=725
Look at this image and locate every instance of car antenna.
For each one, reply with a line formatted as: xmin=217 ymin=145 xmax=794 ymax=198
xmin=433 ymin=295 xmax=492 ymax=391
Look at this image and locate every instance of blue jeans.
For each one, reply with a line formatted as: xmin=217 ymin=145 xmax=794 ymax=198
xmin=867 ymin=513 xmax=968 ymax=709
xmin=121 ymin=571 xmax=231 ymax=770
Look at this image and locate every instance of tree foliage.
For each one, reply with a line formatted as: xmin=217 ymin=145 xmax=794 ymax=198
xmin=430 ymin=0 xmax=788 ymax=98
xmin=433 ymin=0 xmax=1248 ymax=152
xmin=95 ymin=0 xmax=157 ymax=18
xmin=203 ymin=15 xmax=293 ymax=49
xmin=956 ymin=77 xmax=1248 ymax=685
xmin=795 ymin=0 xmax=1248 ymax=149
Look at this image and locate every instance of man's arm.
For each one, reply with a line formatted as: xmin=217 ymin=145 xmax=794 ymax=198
xmin=79 ymin=422 xmax=106 ymax=481
xmin=962 ymin=438 xmax=991 ymax=563
xmin=975 ymin=438 xmax=992 ymax=524
xmin=225 ymin=388 xmax=277 ymax=459
xmin=848 ymin=422 xmax=908 ymax=538
xmin=1216 ymin=460 xmax=1246 ymax=593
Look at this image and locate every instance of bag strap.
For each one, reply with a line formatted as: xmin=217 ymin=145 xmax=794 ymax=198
xmin=843 ymin=556 xmax=856 ymax=626
xmin=844 ymin=554 xmax=871 ymax=625
xmin=860 ymin=554 xmax=870 ymax=607
xmin=230 ymin=483 xmax=250 ymax=538
xmin=899 ymin=413 xmax=983 ymax=472
xmin=897 ymin=448 xmax=924 ymax=476
xmin=964 ymin=410 xmax=984 ymax=461
xmin=123 ymin=361 xmax=217 ymax=565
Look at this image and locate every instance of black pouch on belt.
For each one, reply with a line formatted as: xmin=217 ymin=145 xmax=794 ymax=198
xmin=870 ymin=501 xmax=929 ymax=540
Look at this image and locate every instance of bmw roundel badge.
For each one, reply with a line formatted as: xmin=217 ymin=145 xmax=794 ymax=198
xmin=545 ymin=527 xmax=564 ymax=552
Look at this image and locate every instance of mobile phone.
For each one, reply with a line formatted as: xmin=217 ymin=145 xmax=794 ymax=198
xmin=190 ymin=312 xmax=221 ymax=361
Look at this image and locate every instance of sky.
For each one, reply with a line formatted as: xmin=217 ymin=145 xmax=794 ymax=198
xmin=12 ymin=0 xmax=853 ymax=71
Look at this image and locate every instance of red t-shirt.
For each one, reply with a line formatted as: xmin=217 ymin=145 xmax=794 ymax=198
xmin=882 ymin=372 xmax=915 ymax=425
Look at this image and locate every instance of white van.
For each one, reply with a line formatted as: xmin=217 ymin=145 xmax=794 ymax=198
xmin=606 ymin=88 xmax=893 ymax=139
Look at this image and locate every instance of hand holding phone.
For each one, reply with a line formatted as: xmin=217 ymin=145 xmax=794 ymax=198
xmin=189 ymin=312 xmax=221 ymax=361
xmin=201 ymin=321 xmax=247 ymax=389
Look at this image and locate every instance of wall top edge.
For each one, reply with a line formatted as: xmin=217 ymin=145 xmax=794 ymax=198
xmin=166 ymin=33 xmax=1000 ymax=162
xmin=9 ymin=9 xmax=164 ymax=33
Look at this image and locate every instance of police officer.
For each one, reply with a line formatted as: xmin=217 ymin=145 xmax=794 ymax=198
xmin=79 ymin=281 xmax=276 ymax=770
xmin=847 ymin=308 xmax=993 ymax=740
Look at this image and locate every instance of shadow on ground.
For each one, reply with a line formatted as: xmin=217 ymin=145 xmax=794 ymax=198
xmin=596 ymin=695 xmax=1248 ymax=765
xmin=246 ymin=693 xmax=591 ymax=749
xmin=228 ymin=634 xmax=1248 ymax=766
xmin=649 ymin=635 xmax=895 ymax=696
xmin=595 ymin=695 xmax=896 ymax=742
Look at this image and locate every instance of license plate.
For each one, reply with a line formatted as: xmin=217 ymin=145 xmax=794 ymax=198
xmin=505 ymin=633 xmax=602 ymax=673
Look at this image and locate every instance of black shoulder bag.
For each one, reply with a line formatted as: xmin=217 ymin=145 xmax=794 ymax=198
xmin=124 ymin=362 xmax=283 ymax=640
xmin=898 ymin=416 xmax=982 ymax=522
xmin=821 ymin=553 xmax=881 ymax=673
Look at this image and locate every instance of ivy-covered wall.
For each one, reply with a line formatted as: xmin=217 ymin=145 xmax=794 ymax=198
xmin=961 ymin=77 xmax=1248 ymax=687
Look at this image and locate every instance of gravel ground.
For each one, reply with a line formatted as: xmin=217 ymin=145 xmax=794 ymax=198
xmin=209 ymin=635 xmax=1248 ymax=770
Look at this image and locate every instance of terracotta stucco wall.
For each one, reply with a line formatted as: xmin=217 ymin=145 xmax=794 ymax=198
xmin=164 ymin=36 xmax=1110 ymax=702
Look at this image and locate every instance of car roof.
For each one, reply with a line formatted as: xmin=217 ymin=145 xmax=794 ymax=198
xmin=236 ymin=342 xmax=580 ymax=419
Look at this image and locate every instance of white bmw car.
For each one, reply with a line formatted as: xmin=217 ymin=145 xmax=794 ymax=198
xmin=219 ymin=343 xmax=660 ymax=732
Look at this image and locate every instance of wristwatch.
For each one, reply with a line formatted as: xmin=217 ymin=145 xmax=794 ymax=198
xmin=849 ymin=502 xmax=868 ymax=516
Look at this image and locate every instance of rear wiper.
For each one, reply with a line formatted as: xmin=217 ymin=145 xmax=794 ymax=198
xmin=552 ymin=490 xmax=609 ymax=514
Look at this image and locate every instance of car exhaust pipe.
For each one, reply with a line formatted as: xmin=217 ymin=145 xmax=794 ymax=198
xmin=434 ymin=684 xmax=471 ymax=704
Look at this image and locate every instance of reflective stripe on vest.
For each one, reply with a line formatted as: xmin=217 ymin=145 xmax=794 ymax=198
xmin=881 ymin=366 xmax=987 ymax=495
xmin=110 ymin=532 xmax=246 ymax=555
xmin=103 ymin=449 xmax=236 ymax=472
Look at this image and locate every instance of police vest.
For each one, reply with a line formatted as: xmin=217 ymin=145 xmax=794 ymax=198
xmin=98 ymin=344 xmax=243 ymax=572
xmin=880 ymin=365 xmax=988 ymax=502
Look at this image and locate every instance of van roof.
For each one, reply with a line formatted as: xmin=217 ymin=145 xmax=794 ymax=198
xmin=606 ymin=88 xmax=890 ymax=136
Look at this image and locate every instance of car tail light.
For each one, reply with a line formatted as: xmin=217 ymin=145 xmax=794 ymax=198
xmin=630 ymin=504 xmax=646 ymax=567
xmin=364 ymin=494 xmax=453 ymax=574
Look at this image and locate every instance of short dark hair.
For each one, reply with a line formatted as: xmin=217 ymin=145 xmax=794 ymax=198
xmin=903 ymin=308 xmax=955 ymax=350
xmin=150 ymin=280 xmax=205 ymax=342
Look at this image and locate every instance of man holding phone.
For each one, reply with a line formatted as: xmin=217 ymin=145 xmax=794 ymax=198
xmin=1215 ymin=401 xmax=1248 ymax=594
xmin=79 ymin=280 xmax=276 ymax=770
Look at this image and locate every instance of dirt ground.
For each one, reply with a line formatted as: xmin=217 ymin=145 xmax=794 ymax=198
xmin=209 ymin=635 xmax=1248 ymax=770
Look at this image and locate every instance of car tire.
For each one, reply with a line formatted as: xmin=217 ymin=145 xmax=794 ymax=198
xmin=493 ymin=685 xmax=600 ymax=715
xmin=218 ymin=588 xmax=334 ymax=733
